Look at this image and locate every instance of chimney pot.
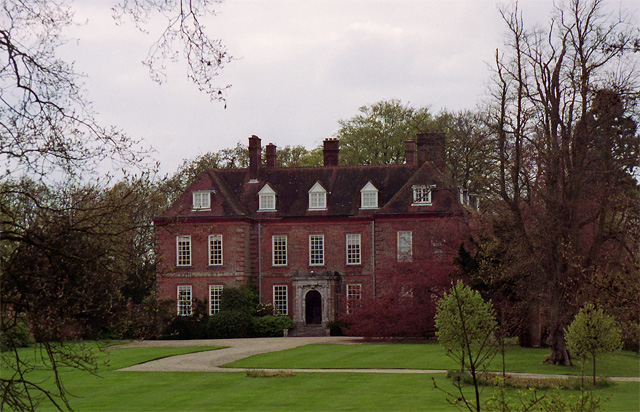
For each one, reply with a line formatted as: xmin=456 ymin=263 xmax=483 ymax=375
xmin=265 ymin=143 xmax=277 ymax=168
xmin=323 ymin=138 xmax=340 ymax=166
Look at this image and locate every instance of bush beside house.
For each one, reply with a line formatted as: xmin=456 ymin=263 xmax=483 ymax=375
xmin=161 ymin=285 xmax=293 ymax=339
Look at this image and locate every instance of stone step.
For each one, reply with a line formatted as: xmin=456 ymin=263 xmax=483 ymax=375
xmin=287 ymin=325 xmax=330 ymax=337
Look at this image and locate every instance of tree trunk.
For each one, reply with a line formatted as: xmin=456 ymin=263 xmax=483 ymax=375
xmin=546 ymin=315 xmax=572 ymax=366
xmin=547 ymin=341 xmax=572 ymax=366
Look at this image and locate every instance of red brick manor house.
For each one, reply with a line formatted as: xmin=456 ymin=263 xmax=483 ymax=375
xmin=155 ymin=133 xmax=473 ymax=332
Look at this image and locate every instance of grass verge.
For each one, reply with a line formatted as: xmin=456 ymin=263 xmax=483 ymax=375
xmin=224 ymin=343 xmax=640 ymax=377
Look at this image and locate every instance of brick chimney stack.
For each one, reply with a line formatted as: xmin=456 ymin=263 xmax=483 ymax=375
xmin=416 ymin=131 xmax=445 ymax=170
xmin=265 ymin=143 xmax=277 ymax=168
xmin=323 ymin=138 xmax=339 ymax=166
xmin=248 ymin=135 xmax=262 ymax=180
xmin=405 ymin=138 xmax=416 ymax=165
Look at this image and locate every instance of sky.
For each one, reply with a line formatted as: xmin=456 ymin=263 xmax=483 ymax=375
xmin=60 ymin=0 xmax=639 ymax=176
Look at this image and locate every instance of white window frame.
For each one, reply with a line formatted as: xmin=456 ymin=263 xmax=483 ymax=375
xmin=176 ymin=235 xmax=191 ymax=266
xmin=346 ymin=284 xmax=362 ymax=314
xmin=272 ymin=235 xmax=288 ymax=266
xmin=209 ymin=285 xmax=223 ymax=315
xmin=360 ymin=182 xmax=379 ymax=209
xmin=346 ymin=234 xmax=361 ymax=265
xmin=177 ymin=285 xmax=192 ymax=316
xmin=273 ymin=285 xmax=288 ymax=315
xmin=412 ymin=185 xmax=432 ymax=206
xmin=258 ymin=184 xmax=276 ymax=211
xmin=309 ymin=234 xmax=325 ymax=266
xmin=192 ymin=191 xmax=212 ymax=210
xmin=397 ymin=231 xmax=413 ymax=262
xmin=208 ymin=234 xmax=223 ymax=266
xmin=308 ymin=182 xmax=327 ymax=210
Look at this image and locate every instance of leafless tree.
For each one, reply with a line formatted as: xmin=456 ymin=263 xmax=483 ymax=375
xmin=486 ymin=0 xmax=639 ymax=365
xmin=112 ymin=0 xmax=232 ymax=103
xmin=1 ymin=1 xmax=232 ymax=410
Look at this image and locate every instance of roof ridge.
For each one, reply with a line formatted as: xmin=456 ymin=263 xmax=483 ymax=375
xmin=214 ymin=163 xmax=415 ymax=172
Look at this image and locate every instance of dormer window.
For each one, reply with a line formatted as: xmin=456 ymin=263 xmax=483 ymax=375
xmin=412 ymin=185 xmax=432 ymax=206
xmin=360 ymin=182 xmax=378 ymax=209
xmin=258 ymin=183 xmax=276 ymax=211
xmin=192 ymin=191 xmax=212 ymax=210
xmin=308 ymin=182 xmax=327 ymax=210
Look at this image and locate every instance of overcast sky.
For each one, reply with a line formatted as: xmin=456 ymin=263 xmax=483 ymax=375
xmin=60 ymin=0 xmax=638 ymax=176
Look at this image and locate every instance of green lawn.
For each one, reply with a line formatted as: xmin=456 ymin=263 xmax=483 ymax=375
xmin=36 ymin=371 xmax=640 ymax=412
xmin=225 ymin=343 xmax=640 ymax=377
xmin=3 ymin=342 xmax=638 ymax=411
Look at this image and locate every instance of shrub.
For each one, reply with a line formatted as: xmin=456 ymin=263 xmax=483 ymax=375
xmin=252 ymin=315 xmax=294 ymax=337
xmin=327 ymin=319 xmax=349 ymax=336
xmin=1 ymin=320 xmax=33 ymax=351
xmin=161 ymin=298 xmax=209 ymax=339
xmin=344 ymin=275 xmax=440 ymax=338
xmin=255 ymin=303 xmax=275 ymax=317
xmin=207 ymin=310 xmax=254 ymax=339
xmin=246 ymin=370 xmax=295 ymax=378
xmin=221 ymin=285 xmax=258 ymax=314
xmin=163 ymin=316 xmax=202 ymax=340
xmin=121 ymin=296 xmax=174 ymax=340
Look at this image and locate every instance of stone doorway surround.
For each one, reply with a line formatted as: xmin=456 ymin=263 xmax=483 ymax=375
xmin=291 ymin=270 xmax=340 ymax=326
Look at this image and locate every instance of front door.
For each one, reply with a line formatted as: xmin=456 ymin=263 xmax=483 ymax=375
xmin=305 ymin=290 xmax=322 ymax=325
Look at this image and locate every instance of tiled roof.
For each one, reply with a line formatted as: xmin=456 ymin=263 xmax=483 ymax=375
xmin=161 ymin=161 xmax=464 ymax=220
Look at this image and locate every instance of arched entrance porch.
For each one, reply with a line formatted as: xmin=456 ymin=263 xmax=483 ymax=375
xmin=292 ymin=270 xmax=340 ymax=327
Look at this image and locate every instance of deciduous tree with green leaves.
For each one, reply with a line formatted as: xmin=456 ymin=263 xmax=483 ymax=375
xmin=435 ymin=280 xmax=498 ymax=412
xmin=335 ymin=99 xmax=436 ymax=165
xmin=565 ymin=303 xmax=623 ymax=385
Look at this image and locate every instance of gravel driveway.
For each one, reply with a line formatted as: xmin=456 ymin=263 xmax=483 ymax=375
xmin=116 ymin=336 xmax=363 ymax=372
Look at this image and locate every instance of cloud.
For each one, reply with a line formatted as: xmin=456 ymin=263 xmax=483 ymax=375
xmin=54 ymin=0 xmax=639 ymax=176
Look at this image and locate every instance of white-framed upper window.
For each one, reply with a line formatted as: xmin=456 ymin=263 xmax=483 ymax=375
xmin=412 ymin=185 xmax=432 ymax=205
xmin=308 ymin=182 xmax=327 ymax=210
xmin=209 ymin=285 xmax=223 ymax=315
xmin=176 ymin=235 xmax=191 ymax=266
xmin=397 ymin=231 xmax=413 ymax=262
xmin=309 ymin=234 xmax=325 ymax=266
xmin=177 ymin=285 xmax=192 ymax=316
xmin=272 ymin=235 xmax=288 ymax=266
xmin=192 ymin=191 xmax=212 ymax=210
xmin=208 ymin=234 xmax=223 ymax=266
xmin=273 ymin=285 xmax=288 ymax=315
xmin=346 ymin=284 xmax=362 ymax=314
xmin=360 ymin=182 xmax=379 ymax=209
xmin=258 ymin=184 xmax=276 ymax=211
xmin=346 ymin=234 xmax=361 ymax=265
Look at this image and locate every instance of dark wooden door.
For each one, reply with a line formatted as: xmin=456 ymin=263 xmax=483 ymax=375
xmin=305 ymin=290 xmax=322 ymax=324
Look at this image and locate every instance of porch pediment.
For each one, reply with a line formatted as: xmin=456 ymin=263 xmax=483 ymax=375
xmin=291 ymin=270 xmax=340 ymax=282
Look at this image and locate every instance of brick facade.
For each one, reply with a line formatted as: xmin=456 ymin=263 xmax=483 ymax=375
xmin=155 ymin=134 xmax=471 ymax=327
